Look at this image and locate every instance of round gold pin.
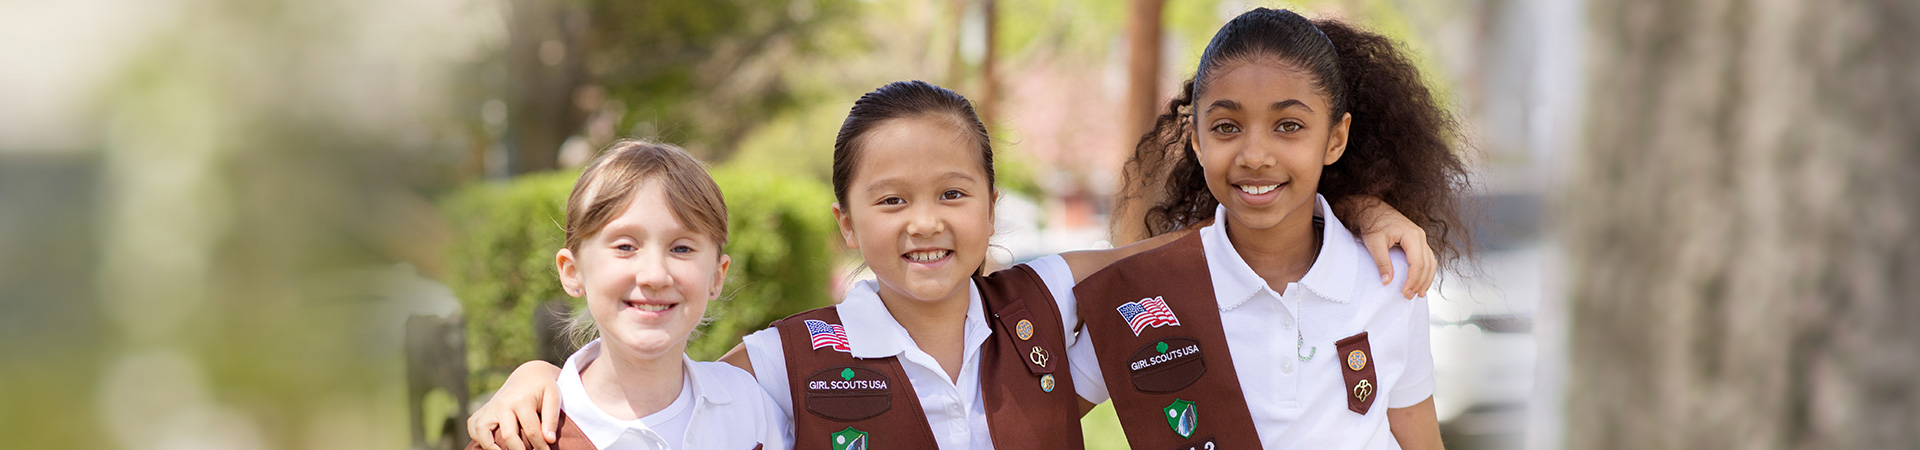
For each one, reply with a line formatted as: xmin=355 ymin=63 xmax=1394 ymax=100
xmin=1347 ymin=349 xmax=1368 ymax=371
xmin=1040 ymin=374 xmax=1056 ymax=392
xmin=1016 ymin=319 xmax=1034 ymax=340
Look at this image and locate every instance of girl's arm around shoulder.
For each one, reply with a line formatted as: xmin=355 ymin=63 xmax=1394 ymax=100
xmin=466 ymin=360 xmax=563 ymax=450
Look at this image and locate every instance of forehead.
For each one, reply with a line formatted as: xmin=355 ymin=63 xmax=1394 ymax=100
xmin=599 ymin=178 xmax=688 ymax=232
xmin=853 ymin=115 xmax=988 ymax=181
xmin=1198 ymin=60 xmax=1329 ymax=113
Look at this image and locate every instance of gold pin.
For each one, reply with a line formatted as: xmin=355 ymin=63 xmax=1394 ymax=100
xmin=1028 ymin=346 xmax=1050 ymax=367
xmin=1015 ymin=319 xmax=1035 ymax=341
xmin=1354 ymin=379 xmax=1373 ymax=401
xmin=1040 ymin=374 xmax=1056 ymax=392
xmin=1347 ymin=349 xmax=1368 ymax=371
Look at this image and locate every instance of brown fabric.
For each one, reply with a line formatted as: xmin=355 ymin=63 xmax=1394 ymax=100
xmin=777 ymin=307 xmax=939 ymax=450
xmin=773 ymin=264 xmax=1083 ymax=450
xmin=974 ymin=264 xmax=1084 ymax=449
xmin=1076 ymin=232 xmax=1263 ymax=449
xmin=1335 ymin=331 xmax=1378 ymax=415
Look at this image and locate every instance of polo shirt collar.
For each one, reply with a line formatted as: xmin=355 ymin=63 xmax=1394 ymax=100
xmin=1201 ymin=194 xmax=1359 ymax=309
xmin=557 ymin=339 xmax=733 ymax=447
xmin=837 ymin=279 xmax=989 ymax=360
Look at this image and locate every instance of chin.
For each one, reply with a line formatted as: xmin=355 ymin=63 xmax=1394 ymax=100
xmin=603 ymin=330 xmax=686 ymax=359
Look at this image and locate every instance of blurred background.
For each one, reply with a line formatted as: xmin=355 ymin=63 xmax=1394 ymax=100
xmin=2 ymin=0 xmax=1914 ymax=449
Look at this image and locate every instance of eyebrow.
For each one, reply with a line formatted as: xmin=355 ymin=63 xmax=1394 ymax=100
xmin=863 ymin=171 xmax=982 ymax=194
xmin=1204 ymin=99 xmax=1314 ymax=114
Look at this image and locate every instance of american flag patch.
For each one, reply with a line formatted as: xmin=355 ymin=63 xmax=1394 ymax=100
xmin=804 ymin=319 xmax=851 ymax=352
xmin=1116 ymin=296 xmax=1182 ymax=336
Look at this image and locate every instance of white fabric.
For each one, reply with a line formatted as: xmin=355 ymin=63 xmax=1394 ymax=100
xmin=740 ymin=258 xmax=1091 ymax=450
xmin=558 ymin=339 xmax=790 ymax=450
xmin=1065 ymin=195 xmax=1434 ymax=450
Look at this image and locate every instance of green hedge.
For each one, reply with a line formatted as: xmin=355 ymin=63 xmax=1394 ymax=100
xmin=441 ymin=166 xmax=840 ymax=395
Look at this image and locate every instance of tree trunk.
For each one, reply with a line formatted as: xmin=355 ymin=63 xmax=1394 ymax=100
xmin=1566 ymin=0 xmax=1920 ymax=449
xmin=1111 ymin=0 xmax=1165 ymax=245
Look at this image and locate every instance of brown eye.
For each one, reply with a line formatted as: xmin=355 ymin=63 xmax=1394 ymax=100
xmin=942 ymin=189 xmax=965 ymax=200
xmin=1211 ymin=123 xmax=1242 ymax=134
xmin=1278 ymin=122 xmax=1302 ymax=133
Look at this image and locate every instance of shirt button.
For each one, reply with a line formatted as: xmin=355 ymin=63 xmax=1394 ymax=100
xmin=1282 ymin=360 xmax=1294 ymax=373
xmin=1284 ymin=316 xmax=1295 ymax=328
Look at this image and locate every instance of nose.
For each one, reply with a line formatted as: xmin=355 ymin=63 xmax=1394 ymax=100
xmin=904 ymin=203 xmax=946 ymax=238
xmin=1235 ymin=137 xmax=1277 ymax=171
xmin=632 ymin=251 xmax=674 ymax=292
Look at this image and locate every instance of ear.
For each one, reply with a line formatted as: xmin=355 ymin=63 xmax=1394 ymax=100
xmin=709 ymin=253 xmax=732 ymax=300
xmin=556 ymin=248 xmax=583 ymax=297
xmin=831 ymin=202 xmax=859 ymax=250
xmin=1324 ymin=112 xmax=1353 ymax=165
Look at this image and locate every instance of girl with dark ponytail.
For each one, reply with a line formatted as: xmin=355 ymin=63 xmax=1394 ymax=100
xmin=1067 ymin=8 xmax=1464 ymax=450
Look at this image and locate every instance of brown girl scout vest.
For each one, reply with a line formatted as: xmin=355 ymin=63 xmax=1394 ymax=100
xmin=774 ymin=264 xmax=1083 ymax=450
xmin=1075 ymin=232 xmax=1264 ymax=449
xmin=463 ymin=414 xmax=764 ymax=450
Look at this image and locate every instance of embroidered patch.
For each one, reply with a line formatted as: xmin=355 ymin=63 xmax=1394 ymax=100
xmin=1116 ymin=296 xmax=1182 ymax=336
xmin=1163 ymin=399 xmax=1198 ymax=439
xmin=804 ymin=319 xmax=851 ymax=352
xmin=1127 ymin=337 xmax=1207 ymax=393
xmin=1015 ymin=318 xmax=1035 ymax=341
xmin=805 ymin=366 xmax=892 ymax=421
xmin=830 ymin=427 xmax=869 ymax=450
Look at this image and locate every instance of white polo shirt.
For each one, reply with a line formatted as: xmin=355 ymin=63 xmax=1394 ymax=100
xmin=557 ymin=339 xmax=790 ymax=450
xmin=1067 ymin=195 xmax=1434 ymax=449
xmin=740 ymin=258 xmax=1094 ymax=450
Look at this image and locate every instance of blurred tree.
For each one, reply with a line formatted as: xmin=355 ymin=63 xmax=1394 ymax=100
xmin=1112 ymin=0 xmax=1166 ymax=245
xmin=492 ymin=0 xmax=860 ymax=173
xmin=1567 ymin=0 xmax=1920 ymax=448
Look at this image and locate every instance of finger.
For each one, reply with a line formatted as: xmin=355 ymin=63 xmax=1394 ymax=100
xmin=541 ymin=384 xmax=562 ymax=444
xmin=1408 ymin=250 xmax=1437 ymax=299
xmin=1363 ymin=234 xmax=1395 ymax=285
xmin=471 ymin=419 xmax=499 ymax=450
xmin=521 ymin=414 xmax=547 ymax=450
xmin=498 ymin=412 xmax=526 ymax=450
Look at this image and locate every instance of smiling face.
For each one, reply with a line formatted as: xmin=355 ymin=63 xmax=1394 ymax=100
xmin=833 ymin=115 xmax=995 ymax=307
xmin=558 ymin=177 xmax=730 ymax=361
xmin=1191 ymin=59 xmax=1351 ymax=232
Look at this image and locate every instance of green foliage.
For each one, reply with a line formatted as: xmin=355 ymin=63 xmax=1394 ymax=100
xmin=577 ymin=0 xmax=862 ymax=161
xmin=691 ymin=165 xmax=841 ymax=360
xmin=440 ymin=166 xmax=840 ymax=392
xmin=439 ymin=172 xmax=575 ymax=393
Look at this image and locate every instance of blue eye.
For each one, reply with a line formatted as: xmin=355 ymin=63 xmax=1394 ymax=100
xmin=671 ymin=245 xmax=695 ymax=254
xmin=615 ymin=244 xmax=637 ymax=252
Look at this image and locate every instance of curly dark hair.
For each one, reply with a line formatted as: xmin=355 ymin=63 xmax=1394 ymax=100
xmin=1118 ymin=8 xmax=1473 ymax=267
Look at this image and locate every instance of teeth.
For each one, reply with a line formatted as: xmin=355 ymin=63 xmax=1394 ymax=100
xmin=907 ymin=250 xmax=948 ymax=262
xmin=630 ymin=303 xmax=669 ymax=312
xmin=1237 ymin=184 xmax=1278 ymax=195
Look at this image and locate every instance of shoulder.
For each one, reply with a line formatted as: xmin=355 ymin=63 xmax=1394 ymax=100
xmin=692 ymin=360 xmax=761 ymax=390
xmin=771 ymin=305 xmax=840 ymax=327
